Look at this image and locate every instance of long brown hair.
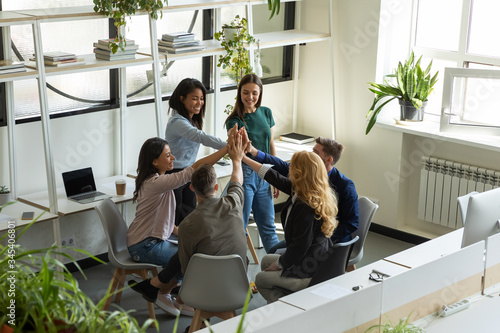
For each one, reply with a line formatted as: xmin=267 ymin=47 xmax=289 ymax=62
xmin=289 ymin=151 xmax=338 ymax=237
xmin=169 ymin=78 xmax=207 ymax=130
xmin=133 ymin=137 xmax=168 ymax=203
xmin=224 ymin=73 xmax=263 ymax=126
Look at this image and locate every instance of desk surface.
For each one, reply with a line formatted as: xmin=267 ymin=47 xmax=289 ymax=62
xmin=279 ymin=259 xmax=409 ymax=311
xmin=0 ymin=201 xmax=58 ymax=231
xmin=418 ymin=294 xmax=500 ymax=332
xmin=18 ymin=175 xmax=135 ymax=216
xmin=384 ymin=228 xmax=464 ymax=269
xmin=197 ymin=299 xmax=304 ymax=333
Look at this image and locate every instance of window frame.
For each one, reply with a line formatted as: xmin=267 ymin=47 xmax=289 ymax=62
xmin=0 ymin=4 xmax=295 ymax=127
xmin=411 ymin=0 xmax=500 ymax=133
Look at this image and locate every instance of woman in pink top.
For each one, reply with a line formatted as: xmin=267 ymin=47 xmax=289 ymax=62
xmin=127 ymin=136 xmax=229 ymax=267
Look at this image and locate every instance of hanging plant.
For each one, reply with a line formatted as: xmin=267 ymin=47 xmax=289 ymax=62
xmin=92 ymin=0 xmax=165 ymax=53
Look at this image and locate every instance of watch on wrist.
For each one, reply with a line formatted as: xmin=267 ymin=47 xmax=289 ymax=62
xmin=275 ymin=259 xmax=283 ymax=269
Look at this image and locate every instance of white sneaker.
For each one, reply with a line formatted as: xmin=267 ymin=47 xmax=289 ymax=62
xmin=156 ymin=294 xmax=180 ymax=317
xmin=173 ymin=297 xmax=195 ymax=317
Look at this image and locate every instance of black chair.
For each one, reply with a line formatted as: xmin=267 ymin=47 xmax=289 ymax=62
xmin=274 ymin=236 xmax=359 ymax=296
xmin=309 ymin=235 xmax=359 ymax=287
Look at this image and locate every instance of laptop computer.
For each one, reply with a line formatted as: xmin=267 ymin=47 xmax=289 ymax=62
xmin=62 ymin=167 xmax=111 ymax=204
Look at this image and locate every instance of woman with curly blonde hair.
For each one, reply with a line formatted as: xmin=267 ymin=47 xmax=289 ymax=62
xmin=242 ymin=150 xmax=339 ymax=303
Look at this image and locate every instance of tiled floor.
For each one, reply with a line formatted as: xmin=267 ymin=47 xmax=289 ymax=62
xmin=72 ymin=230 xmax=414 ymax=333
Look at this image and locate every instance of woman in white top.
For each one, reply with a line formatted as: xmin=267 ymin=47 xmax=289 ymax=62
xmin=165 ymin=78 xmax=226 ymax=225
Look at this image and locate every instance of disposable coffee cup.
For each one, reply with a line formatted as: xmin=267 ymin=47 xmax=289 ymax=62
xmin=115 ymin=179 xmax=127 ymax=195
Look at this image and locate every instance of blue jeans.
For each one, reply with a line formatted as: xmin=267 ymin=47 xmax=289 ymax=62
xmin=128 ymin=237 xmax=178 ymax=266
xmin=242 ymin=164 xmax=279 ymax=253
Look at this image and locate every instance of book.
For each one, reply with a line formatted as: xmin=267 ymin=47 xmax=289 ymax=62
xmin=95 ymin=53 xmax=136 ymax=61
xmin=280 ymin=132 xmax=315 ymax=144
xmin=158 ymin=44 xmax=204 ymax=54
xmin=161 ymin=32 xmax=195 ymax=42
xmin=43 ymin=51 xmax=76 ymax=61
xmin=157 ymin=39 xmax=200 ymax=47
xmin=0 ymin=66 xmax=27 ymax=74
xmin=0 ymin=60 xmax=26 ymax=70
xmin=93 ymin=48 xmax=136 ymax=57
xmin=98 ymin=38 xmax=135 ymax=45
xmin=93 ymin=42 xmax=139 ymax=52
xmin=45 ymin=58 xmax=85 ymax=66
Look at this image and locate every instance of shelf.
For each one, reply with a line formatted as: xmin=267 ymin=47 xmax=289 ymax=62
xmin=12 ymin=6 xmax=101 ymax=22
xmin=0 ymin=11 xmax=35 ymax=26
xmin=24 ymin=53 xmax=153 ymax=76
xmin=137 ymin=30 xmax=329 ymax=61
xmin=0 ymin=68 xmax=38 ymax=83
xmin=256 ymin=30 xmax=330 ymax=48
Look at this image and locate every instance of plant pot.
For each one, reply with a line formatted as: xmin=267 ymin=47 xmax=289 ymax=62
xmin=223 ymin=26 xmax=241 ymax=42
xmin=399 ymin=99 xmax=427 ymax=121
xmin=0 ymin=192 xmax=11 ymax=205
xmin=1 ymin=324 xmax=14 ymax=333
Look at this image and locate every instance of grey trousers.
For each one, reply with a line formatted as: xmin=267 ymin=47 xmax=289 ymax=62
xmin=255 ymin=254 xmax=311 ymax=303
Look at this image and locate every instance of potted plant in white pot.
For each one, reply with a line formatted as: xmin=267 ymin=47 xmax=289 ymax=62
xmin=365 ymin=51 xmax=439 ymax=134
xmin=0 ymin=186 xmax=11 ymax=206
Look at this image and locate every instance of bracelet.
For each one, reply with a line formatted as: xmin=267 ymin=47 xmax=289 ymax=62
xmin=275 ymin=259 xmax=283 ymax=269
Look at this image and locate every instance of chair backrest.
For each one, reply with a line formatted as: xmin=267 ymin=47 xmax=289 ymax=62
xmin=179 ymin=253 xmax=249 ymax=312
xmin=94 ymin=198 xmax=129 ymax=267
xmin=348 ymin=197 xmax=379 ymax=266
xmin=308 ymin=235 xmax=359 ymax=287
xmin=457 ymin=191 xmax=478 ymax=227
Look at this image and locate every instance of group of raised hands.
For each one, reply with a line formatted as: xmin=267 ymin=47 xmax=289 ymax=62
xmin=227 ymin=123 xmax=251 ymax=162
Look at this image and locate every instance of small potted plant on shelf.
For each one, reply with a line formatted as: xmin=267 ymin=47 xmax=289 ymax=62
xmin=0 ymin=186 xmax=10 ymax=206
xmin=92 ymin=0 xmax=164 ymax=53
xmin=365 ymin=50 xmax=439 ymax=134
xmin=215 ymin=15 xmax=256 ymax=118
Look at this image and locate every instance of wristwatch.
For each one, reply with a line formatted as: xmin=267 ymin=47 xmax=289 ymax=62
xmin=275 ymin=259 xmax=283 ymax=269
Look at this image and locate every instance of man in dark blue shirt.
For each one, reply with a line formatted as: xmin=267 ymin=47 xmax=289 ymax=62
xmin=246 ymin=137 xmax=359 ymax=245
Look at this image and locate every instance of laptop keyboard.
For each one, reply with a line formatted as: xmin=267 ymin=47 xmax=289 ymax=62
xmin=72 ymin=191 xmax=106 ymax=200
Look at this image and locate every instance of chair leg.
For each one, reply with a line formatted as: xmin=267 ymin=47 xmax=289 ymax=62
xmin=215 ymin=310 xmax=236 ymax=320
xmin=246 ymin=228 xmax=260 ymax=264
xmin=103 ymin=267 xmax=120 ymax=310
xmin=114 ymin=268 xmax=126 ymax=304
xmin=346 ymin=264 xmax=356 ymax=272
xmin=189 ymin=310 xmax=203 ymax=333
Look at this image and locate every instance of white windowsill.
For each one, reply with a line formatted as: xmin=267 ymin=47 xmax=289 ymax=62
xmin=375 ymin=113 xmax=500 ymax=153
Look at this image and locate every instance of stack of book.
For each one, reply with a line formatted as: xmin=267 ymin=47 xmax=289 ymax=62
xmin=0 ymin=60 xmax=26 ymax=74
xmin=42 ymin=51 xmax=84 ymax=67
xmin=93 ymin=38 xmax=138 ymax=61
xmin=158 ymin=32 xmax=204 ymax=54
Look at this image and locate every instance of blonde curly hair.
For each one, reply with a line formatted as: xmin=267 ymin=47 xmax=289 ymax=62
xmin=289 ymin=151 xmax=338 ymax=237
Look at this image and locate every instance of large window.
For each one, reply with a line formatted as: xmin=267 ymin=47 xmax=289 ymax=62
xmin=412 ymin=0 xmax=500 ymax=134
xmin=0 ymin=1 xmax=294 ymax=125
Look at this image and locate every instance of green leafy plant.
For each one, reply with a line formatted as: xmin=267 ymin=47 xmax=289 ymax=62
xmin=92 ymin=0 xmax=165 ymax=53
xmin=0 ymin=207 xmax=156 ymax=332
xmin=365 ymin=51 xmax=439 ymax=134
xmin=365 ymin=313 xmax=425 ymax=333
xmin=267 ymin=0 xmax=281 ymax=19
xmin=0 ymin=185 xmax=10 ymax=194
xmin=215 ymin=16 xmax=256 ymax=86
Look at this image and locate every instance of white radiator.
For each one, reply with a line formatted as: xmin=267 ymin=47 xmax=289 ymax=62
xmin=418 ymin=156 xmax=500 ymax=229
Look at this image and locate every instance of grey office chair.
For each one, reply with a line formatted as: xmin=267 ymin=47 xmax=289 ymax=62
xmin=179 ymin=253 xmax=250 ymax=333
xmin=347 ymin=197 xmax=379 ymax=270
xmin=95 ymin=198 xmax=160 ymax=325
xmin=457 ymin=191 xmax=478 ymax=227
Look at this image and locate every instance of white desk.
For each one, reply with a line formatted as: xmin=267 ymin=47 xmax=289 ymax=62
xmin=279 ymin=259 xmax=409 ymax=311
xmin=0 ymin=201 xmax=58 ymax=231
xmin=419 ymin=294 xmax=500 ymax=333
xmin=18 ymin=175 xmax=135 ymax=216
xmin=196 ymin=300 xmax=304 ymax=333
xmin=384 ymin=228 xmax=464 ymax=268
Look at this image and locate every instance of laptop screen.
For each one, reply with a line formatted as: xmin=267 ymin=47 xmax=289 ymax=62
xmin=62 ymin=167 xmax=97 ymax=197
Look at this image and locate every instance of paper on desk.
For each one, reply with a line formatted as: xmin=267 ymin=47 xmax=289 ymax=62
xmin=310 ymin=283 xmax=351 ymax=300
